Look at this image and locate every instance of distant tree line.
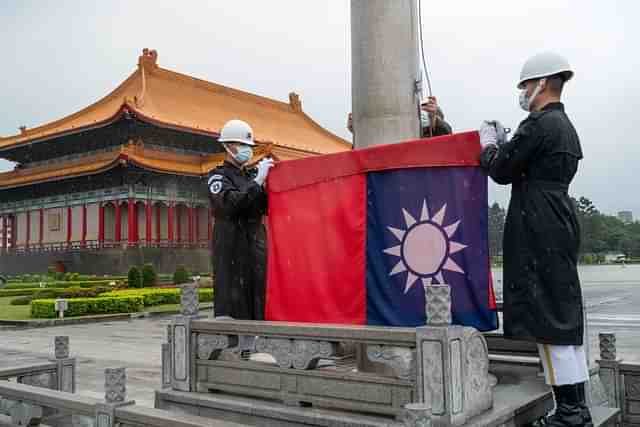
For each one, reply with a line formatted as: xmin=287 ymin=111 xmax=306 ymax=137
xmin=488 ymin=197 xmax=640 ymax=263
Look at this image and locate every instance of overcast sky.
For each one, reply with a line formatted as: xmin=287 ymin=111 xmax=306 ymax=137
xmin=1 ymin=1 xmax=638 ymax=216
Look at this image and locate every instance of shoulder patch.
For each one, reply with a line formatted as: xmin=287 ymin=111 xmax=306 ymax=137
xmin=209 ymin=180 xmax=223 ymax=195
xmin=207 ymin=174 xmax=223 ymax=185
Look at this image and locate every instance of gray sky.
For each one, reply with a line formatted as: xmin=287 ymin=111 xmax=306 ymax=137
xmin=1 ymin=1 xmax=638 ymax=217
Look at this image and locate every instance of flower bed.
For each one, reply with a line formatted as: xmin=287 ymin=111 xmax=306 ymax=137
xmin=31 ymin=296 xmax=144 ymax=318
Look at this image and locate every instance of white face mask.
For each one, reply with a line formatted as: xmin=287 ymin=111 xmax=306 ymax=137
xmin=519 ymin=79 xmax=546 ymax=112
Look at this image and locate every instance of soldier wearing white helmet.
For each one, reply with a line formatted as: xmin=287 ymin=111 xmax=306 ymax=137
xmin=479 ymin=53 xmax=590 ymax=427
xmin=208 ymin=119 xmax=274 ymax=322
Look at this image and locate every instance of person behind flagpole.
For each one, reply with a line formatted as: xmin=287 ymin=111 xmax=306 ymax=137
xmin=479 ymin=52 xmax=590 ymax=426
xmin=347 ymin=96 xmax=452 ymax=137
xmin=207 ymin=119 xmax=274 ymax=321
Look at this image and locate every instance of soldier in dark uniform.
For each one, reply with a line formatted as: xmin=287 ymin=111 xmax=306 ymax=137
xmin=207 ymin=119 xmax=274 ymax=320
xmin=347 ymin=96 xmax=453 ymax=138
xmin=480 ymin=52 xmax=590 ymax=427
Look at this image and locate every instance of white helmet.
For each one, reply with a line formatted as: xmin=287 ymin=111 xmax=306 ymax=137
xmin=517 ymin=52 xmax=574 ymax=89
xmin=218 ymin=119 xmax=255 ymax=146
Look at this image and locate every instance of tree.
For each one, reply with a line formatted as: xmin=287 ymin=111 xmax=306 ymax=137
xmin=142 ymin=263 xmax=157 ymax=287
xmin=128 ymin=266 xmax=143 ymax=289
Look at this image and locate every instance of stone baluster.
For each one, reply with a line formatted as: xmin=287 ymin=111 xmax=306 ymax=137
xmin=170 ymin=280 xmax=200 ymax=392
xmin=53 ymin=336 xmax=76 ymax=393
xmin=95 ymin=367 xmax=134 ymax=427
xmin=597 ymin=332 xmax=622 ymax=409
xmin=401 ymin=402 xmax=432 ymax=427
xmin=415 ymin=284 xmax=493 ymax=427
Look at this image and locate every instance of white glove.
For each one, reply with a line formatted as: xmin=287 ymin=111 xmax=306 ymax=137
xmin=479 ymin=121 xmax=498 ymax=147
xmin=254 ymin=157 xmax=275 ymax=186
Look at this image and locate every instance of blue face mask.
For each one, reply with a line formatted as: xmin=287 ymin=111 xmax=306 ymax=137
xmin=226 ymin=144 xmax=253 ymax=164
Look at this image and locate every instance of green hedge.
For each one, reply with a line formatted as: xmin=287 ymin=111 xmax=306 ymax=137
xmin=5 ymin=280 xmax=118 ymax=290
xmin=0 ymin=286 xmax=110 ymax=298
xmin=31 ymin=296 xmax=144 ymax=318
xmin=101 ymin=288 xmax=213 ymax=307
xmin=0 ymin=288 xmax=43 ymax=297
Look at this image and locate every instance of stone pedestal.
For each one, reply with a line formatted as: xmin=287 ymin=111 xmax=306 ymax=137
xmin=416 ymin=285 xmax=493 ymax=427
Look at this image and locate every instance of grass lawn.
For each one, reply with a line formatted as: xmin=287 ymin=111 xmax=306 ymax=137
xmin=0 ymin=296 xmax=213 ymax=321
xmin=0 ymin=296 xmax=32 ymax=320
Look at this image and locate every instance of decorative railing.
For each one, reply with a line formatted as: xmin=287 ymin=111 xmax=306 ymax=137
xmin=160 ymin=282 xmax=495 ymax=426
xmin=0 ymin=336 xmax=247 ymax=427
xmin=3 ymin=239 xmax=211 ymax=253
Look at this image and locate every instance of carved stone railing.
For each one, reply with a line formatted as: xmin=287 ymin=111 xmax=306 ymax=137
xmin=0 ymin=335 xmax=75 ymax=394
xmin=596 ymin=332 xmax=640 ymax=427
xmin=160 ymin=282 xmax=494 ymax=426
xmin=0 ymin=336 xmax=248 ymax=427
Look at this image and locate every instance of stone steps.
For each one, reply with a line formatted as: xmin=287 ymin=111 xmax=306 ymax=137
xmin=591 ymin=405 xmax=620 ymax=427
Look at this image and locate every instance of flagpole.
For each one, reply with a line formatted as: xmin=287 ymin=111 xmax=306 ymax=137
xmin=350 ymin=0 xmax=421 ymax=148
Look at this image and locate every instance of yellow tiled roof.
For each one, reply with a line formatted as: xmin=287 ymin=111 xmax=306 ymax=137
xmin=0 ymin=143 xmax=273 ymax=189
xmin=0 ymin=49 xmax=351 ymax=155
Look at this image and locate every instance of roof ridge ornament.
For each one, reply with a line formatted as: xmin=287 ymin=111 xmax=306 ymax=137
xmin=138 ymin=48 xmax=158 ymax=70
xmin=289 ymin=92 xmax=302 ymax=112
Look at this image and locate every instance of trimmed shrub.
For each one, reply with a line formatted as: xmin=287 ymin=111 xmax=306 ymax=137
xmin=173 ymin=265 xmax=190 ymax=285
xmin=141 ymin=263 xmax=157 ymax=287
xmin=102 ymin=288 xmax=213 ymax=306
xmin=10 ymin=296 xmax=32 ymax=305
xmin=128 ymin=267 xmax=143 ymax=289
xmin=4 ymin=280 xmax=116 ymax=290
xmin=31 ymin=296 xmax=144 ymax=319
xmin=0 ymin=288 xmax=43 ymax=297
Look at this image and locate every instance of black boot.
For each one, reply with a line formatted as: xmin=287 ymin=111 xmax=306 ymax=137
xmin=576 ymin=382 xmax=594 ymax=427
xmin=545 ymin=384 xmax=585 ymax=426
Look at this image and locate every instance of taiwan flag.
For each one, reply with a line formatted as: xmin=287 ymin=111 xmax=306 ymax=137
xmin=265 ymin=131 xmax=498 ymax=332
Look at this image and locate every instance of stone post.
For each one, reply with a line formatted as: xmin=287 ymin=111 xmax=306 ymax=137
xmin=597 ymin=332 xmax=622 ymax=409
xmin=53 ymin=336 xmax=76 ymax=393
xmin=416 ymin=284 xmax=492 ymax=426
xmin=171 ymin=281 xmax=200 ymax=391
xmin=401 ymin=402 xmax=432 ymax=427
xmin=95 ymin=367 xmax=134 ymax=427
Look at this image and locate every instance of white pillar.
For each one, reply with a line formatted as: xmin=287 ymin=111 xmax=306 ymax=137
xmin=351 ymin=0 xmax=421 ymax=148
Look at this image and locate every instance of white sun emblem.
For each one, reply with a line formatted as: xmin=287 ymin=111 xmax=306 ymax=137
xmin=383 ymin=200 xmax=468 ymax=294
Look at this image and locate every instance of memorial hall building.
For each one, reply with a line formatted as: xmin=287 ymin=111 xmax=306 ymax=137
xmin=0 ymin=49 xmax=349 ymax=274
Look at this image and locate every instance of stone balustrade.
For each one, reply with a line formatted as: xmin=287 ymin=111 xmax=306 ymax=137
xmin=159 ymin=282 xmax=494 ymax=426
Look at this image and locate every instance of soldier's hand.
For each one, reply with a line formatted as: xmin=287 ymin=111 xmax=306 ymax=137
xmin=423 ymin=96 xmax=438 ymax=114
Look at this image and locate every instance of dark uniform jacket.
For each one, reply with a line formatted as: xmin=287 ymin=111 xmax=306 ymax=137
xmin=422 ymin=116 xmax=453 ymax=137
xmin=208 ymin=161 xmax=267 ymax=320
xmin=480 ymin=102 xmax=584 ymax=346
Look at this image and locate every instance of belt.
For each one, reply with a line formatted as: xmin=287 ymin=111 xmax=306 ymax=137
xmin=521 ymin=180 xmax=569 ymax=192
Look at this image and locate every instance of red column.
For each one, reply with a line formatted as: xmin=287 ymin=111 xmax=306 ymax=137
xmin=115 ymin=202 xmax=122 ymax=242
xmin=128 ymin=198 xmax=136 ymax=246
xmin=98 ymin=203 xmax=105 ymax=245
xmin=25 ymin=210 xmax=31 ymax=250
xmin=81 ymin=204 xmax=87 ymax=248
xmin=187 ymin=206 xmax=194 ymax=245
xmin=39 ymin=209 xmax=44 ymax=246
xmin=66 ymin=207 xmax=72 ymax=246
xmin=1 ymin=216 xmax=6 ymax=251
xmin=208 ymin=207 xmax=213 ymax=242
xmin=11 ymin=216 xmax=16 ymax=248
xmin=176 ymin=206 xmax=182 ymax=243
xmin=155 ymin=204 xmax=161 ymax=244
xmin=145 ymin=201 xmax=152 ymax=244
xmin=195 ymin=207 xmax=200 ymax=243
xmin=167 ymin=204 xmax=174 ymax=243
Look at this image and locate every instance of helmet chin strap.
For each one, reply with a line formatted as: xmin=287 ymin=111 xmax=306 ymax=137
xmin=528 ymin=78 xmax=547 ymax=111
